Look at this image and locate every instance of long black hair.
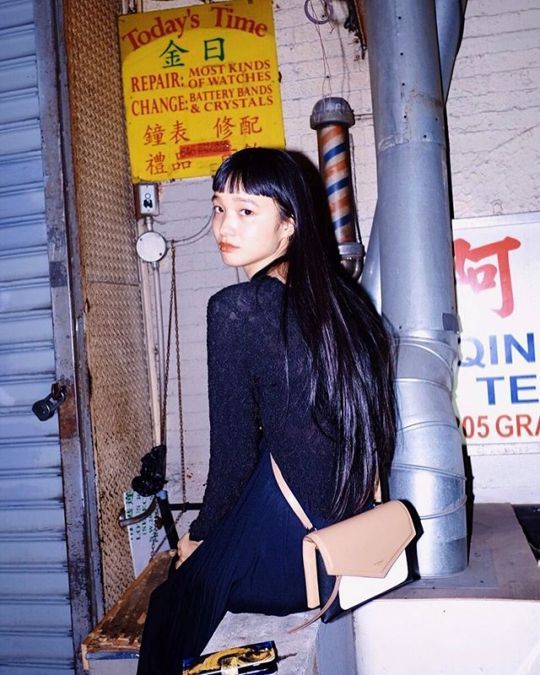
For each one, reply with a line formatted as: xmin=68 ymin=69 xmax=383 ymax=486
xmin=213 ymin=148 xmax=396 ymax=518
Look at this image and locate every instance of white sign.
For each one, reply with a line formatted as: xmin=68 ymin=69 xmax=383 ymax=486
xmin=454 ymin=212 xmax=539 ymax=448
xmin=123 ymin=490 xmax=161 ymax=576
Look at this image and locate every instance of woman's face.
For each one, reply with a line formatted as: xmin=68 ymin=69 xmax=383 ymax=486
xmin=211 ymin=190 xmax=293 ymax=278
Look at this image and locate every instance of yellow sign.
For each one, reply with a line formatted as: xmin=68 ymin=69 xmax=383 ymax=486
xmin=118 ymin=1 xmax=285 ymax=181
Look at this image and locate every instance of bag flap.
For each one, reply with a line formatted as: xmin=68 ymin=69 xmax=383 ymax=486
xmin=305 ymin=501 xmax=415 ymax=578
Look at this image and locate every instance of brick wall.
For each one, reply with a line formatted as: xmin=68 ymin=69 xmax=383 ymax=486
xmin=137 ymin=0 xmax=539 ymax=518
xmin=448 ymin=0 xmax=540 ymax=502
xmin=448 ymin=0 xmax=540 ymax=218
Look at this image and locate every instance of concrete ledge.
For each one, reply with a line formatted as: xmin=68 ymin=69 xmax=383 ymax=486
xmin=352 ymin=503 xmax=540 ymax=675
xmin=82 ymin=552 xmax=354 ymax=674
xmin=206 ymin=610 xmax=358 ymax=674
xmin=204 ymin=610 xmax=319 ymax=674
xmin=83 ymin=504 xmax=538 ymax=674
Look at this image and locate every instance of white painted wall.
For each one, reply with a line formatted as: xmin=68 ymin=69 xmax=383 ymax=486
xmin=447 ymin=0 xmax=540 ymax=219
xmin=136 ymin=0 xmax=539 ymax=516
xmin=447 ymin=0 xmax=540 ymax=503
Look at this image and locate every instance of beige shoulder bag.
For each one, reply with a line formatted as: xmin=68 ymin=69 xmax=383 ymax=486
xmin=270 ymin=455 xmax=417 ymax=631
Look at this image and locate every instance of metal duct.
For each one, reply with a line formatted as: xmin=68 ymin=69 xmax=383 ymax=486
xmin=361 ymin=0 xmax=467 ymax=576
xmin=435 ymin=0 xmax=467 ymax=99
xmin=361 ymin=0 xmax=466 ymax=304
xmin=310 ymin=97 xmax=364 ymax=280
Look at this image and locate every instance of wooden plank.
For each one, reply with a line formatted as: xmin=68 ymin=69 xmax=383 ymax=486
xmin=81 ymin=553 xmax=171 ymax=670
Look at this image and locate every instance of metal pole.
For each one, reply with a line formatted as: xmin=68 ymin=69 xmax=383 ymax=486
xmin=435 ymin=0 xmax=467 ymax=99
xmin=361 ymin=0 xmax=466 ymax=306
xmin=311 ymin=97 xmax=364 ymax=280
xmin=137 ymin=231 xmax=163 ymax=447
xmin=362 ymin=0 xmax=467 ymax=576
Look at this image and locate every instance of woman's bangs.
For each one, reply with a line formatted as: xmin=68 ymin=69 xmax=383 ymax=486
xmin=212 ymin=166 xmax=243 ymax=194
xmin=212 ymin=149 xmax=296 ymax=220
xmin=213 ymin=164 xmax=274 ymax=200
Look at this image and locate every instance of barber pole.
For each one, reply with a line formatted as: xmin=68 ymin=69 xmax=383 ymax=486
xmin=310 ymin=97 xmax=364 ymax=279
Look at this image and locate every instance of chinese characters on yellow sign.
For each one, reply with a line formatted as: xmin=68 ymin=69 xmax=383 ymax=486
xmin=118 ymin=1 xmax=285 ymax=181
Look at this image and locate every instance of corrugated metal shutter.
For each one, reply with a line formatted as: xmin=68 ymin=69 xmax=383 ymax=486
xmin=0 ymin=1 xmax=75 ymax=672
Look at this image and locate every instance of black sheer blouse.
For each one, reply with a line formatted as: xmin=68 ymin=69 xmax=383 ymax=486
xmin=189 ymin=276 xmax=338 ymax=541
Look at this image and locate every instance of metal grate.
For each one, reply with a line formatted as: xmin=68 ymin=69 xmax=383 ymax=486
xmin=63 ymin=0 xmax=153 ymax=608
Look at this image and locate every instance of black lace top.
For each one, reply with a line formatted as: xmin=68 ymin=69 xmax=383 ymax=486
xmin=189 ymin=275 xmax=338 ymax=541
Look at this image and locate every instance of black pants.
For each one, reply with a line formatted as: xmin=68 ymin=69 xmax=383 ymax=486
xmin=137 ymin=452 xmax=326 ymax=675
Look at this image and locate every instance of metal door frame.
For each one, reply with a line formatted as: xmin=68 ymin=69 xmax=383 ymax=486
xmin=34 ymin=0 xmax=104 ymax=667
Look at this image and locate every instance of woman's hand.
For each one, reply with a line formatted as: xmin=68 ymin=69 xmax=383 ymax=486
xmin=175 ymin=532 xmax=202 ymax=569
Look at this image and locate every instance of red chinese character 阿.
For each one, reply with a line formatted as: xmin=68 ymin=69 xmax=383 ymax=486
xmin=454 ymin=236 xmax=521 ymax=318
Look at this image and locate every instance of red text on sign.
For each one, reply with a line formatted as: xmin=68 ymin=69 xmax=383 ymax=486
xmin=461 ymin=413 xmax=540 ymax=440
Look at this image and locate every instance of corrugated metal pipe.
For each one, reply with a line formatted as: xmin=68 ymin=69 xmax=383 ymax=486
xmin=360 ymin=0 xmax=468 ymax=576
xmin=310 ymin=97 xmax=364 ymax=280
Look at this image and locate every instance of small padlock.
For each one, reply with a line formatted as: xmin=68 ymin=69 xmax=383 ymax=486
xmin=32 ymin=383 xmax=67 ymax=421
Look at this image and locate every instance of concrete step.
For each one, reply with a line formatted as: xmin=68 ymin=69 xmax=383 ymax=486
xmin=82 ymin=552 xmax=358 ymax=674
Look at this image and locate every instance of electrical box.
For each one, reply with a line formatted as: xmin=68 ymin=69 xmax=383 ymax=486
xmin=135 ymin=183 xmax=159 ymax=217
